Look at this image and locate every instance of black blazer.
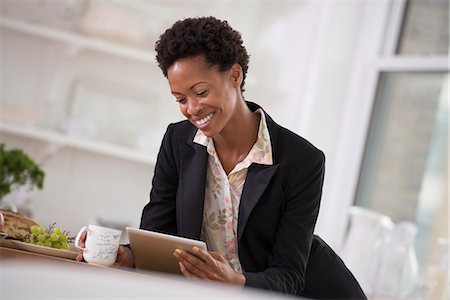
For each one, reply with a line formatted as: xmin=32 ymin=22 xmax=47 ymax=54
xmin=140 ymin=102 xmax=325 ymax=295
xmin=301 ymin=235 xmax=366 ymax=299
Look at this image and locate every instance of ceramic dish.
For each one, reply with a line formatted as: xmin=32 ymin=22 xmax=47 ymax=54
xmin=0 ymin=239 xmax=78 ymax=260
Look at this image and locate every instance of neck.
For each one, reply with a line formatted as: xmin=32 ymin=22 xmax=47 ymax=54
xmin=213 ymin=100 xmax=259 ymax=157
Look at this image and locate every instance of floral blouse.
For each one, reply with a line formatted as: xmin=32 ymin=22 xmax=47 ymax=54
xmin=193 ymin=108 xmax=273 ymax=272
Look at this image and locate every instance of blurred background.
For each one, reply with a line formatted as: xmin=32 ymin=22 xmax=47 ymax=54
xmin=0 ymin=0 xmax=448 ymax=298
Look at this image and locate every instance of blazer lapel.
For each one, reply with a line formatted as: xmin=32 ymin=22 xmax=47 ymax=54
xmin=178 ymin=132 xmax=207 ymax=239
xmin=237 ymin=163 xmax=279 ymax=241
xmin=237 ymin=102 xmax=280 ymax=241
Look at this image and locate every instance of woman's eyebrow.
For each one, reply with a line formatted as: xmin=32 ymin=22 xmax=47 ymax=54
xmin=190 ymin=81 xmax=208 ymax=89
xmin=172 ymin=81 xmax=208 ymax=95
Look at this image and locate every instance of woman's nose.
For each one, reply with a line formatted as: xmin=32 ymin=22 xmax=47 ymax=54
xmin=187 ymin=99 xmax=202 ymax=116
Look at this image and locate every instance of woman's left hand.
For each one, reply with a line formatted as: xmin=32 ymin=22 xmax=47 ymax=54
xmin=173 ymin=246 xmax=246 ymax=287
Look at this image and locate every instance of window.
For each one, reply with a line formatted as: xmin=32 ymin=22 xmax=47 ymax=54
xmin=355 ymin=0 xmax=448 ymax=297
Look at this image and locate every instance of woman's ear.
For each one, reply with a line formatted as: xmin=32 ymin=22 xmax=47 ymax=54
xmin=230 ymin=64 xmax=243 ymax=88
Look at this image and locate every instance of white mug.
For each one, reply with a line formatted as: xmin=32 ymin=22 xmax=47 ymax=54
xmin=75 ymin=225 xmax=122 ymax=267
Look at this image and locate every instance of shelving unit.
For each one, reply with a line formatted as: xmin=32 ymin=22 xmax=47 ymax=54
xmin=0 ymin=122 xmax=156 ymax=165
xmin=0 ymin=16 xmax=157 ymax=64
xmin=0 ymin=16 xmax=160 ymax=165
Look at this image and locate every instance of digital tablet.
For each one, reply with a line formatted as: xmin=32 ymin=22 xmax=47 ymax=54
xmin=126 ymin=227 xmax=207 ymax=274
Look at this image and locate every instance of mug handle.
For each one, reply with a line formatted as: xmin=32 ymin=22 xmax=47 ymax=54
xmin=74 ymin=226 xmax=89 ymax=251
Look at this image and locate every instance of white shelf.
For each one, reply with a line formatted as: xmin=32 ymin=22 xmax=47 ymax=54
xmin=0 ymin=16 xmax=160 ymax=165
xmin=0 ymin=122 xmax=156 ymax=166
xmin=0 ymin=16 xmax=157 ymax=64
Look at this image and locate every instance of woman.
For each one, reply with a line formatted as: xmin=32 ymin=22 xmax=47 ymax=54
xmin=77 ymin=16 xmax=365 ymax=299
xmin=145 ymin=16 xmax=325 ymax=292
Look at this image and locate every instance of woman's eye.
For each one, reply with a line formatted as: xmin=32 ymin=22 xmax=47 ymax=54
xmin=176 ymin=98 xmax=187 ymax=104
xmin=196 ymin=90 xmax=208 ymax=96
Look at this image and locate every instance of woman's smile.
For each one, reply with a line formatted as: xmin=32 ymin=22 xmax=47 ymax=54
xmin=194 ymin=112 xmax=215 ymax=128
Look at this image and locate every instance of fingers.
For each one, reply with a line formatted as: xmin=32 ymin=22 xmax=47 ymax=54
xmin=75 ymin=248 xmax=85 ymax=262
xmin=75 ymin=231 xmax=87 ymax=262
xmin=114 ymin=246 xmax=125 ymax=264
xmin=78 ymin=231 xmax=87 ymax=248
xmin=209 ymin=251 xmax=227 ymax=263
xmin=114 ymin=246 xmax=135 ymax=268
xmin=75 ymin=252 xmax=83 ymax=262
xmin=173 ymin=249 xmax=212 ymax=280
xmin=191 ymin=247 xmax=216 ymax=265
xmin=117 ymin=245 xmax=125 ymax=255
xmin=174 ymin=248 xmax=243 ymax=286
xmin=179 ymin=262 xmax=197 ymax=279
xmin=76 ymin=244 xmax=134 ymax=267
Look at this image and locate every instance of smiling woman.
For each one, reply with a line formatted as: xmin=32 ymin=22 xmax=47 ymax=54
xmin=75 ymin=16 xmax=366 ymax=299
xmin=144 ymin=16 xmax=365 ymax=298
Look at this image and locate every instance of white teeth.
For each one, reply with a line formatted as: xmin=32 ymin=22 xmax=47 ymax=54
xmin=196 ymin=113 xmax=213 ymax=126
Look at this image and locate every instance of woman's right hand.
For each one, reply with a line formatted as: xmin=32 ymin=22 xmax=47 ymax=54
xmin=75 ymin=231 xmax=135 ymax=268
xmin=114 ymin=245 xmax=135 ymax=268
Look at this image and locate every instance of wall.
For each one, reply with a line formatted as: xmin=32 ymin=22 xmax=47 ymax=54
xmin=0 ymin=1 xmax=390 ymax=247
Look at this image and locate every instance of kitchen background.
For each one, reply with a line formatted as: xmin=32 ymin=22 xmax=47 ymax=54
xmin=0 ymin=0 xmax=448 ymax=298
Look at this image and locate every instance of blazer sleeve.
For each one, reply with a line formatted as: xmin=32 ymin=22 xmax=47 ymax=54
xmin=243 ymin=149 xmax=325 ymax=294
xmin=139 ymin=124 xmax=179 ymax=234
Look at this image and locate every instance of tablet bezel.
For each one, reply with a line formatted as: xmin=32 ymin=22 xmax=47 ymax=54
xmin=126 ymin=227 xmax=207 ymax=274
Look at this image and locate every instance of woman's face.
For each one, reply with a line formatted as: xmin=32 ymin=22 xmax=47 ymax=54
xmin=167 ymin=56 xmax=242 ymax=138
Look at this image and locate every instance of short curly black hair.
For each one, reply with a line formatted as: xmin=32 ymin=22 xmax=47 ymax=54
xmin=155 ymin=16 xmax=250 ymax=92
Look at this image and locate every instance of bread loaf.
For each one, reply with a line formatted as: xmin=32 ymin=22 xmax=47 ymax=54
xmin=0 ymin=209 xmax=39 ymax=240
